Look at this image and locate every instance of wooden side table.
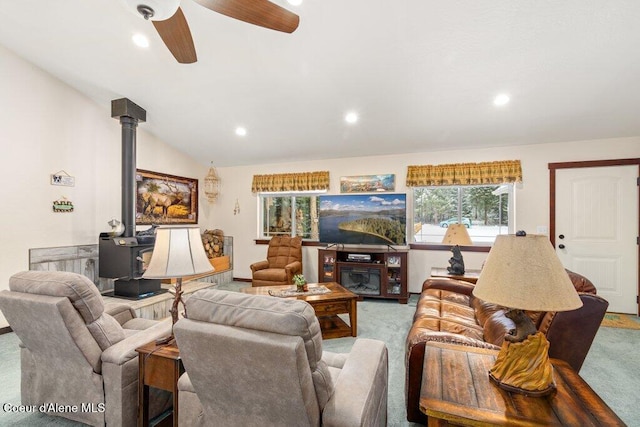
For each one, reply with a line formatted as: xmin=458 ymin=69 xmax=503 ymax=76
xmin=136 ymin=341 xmax=184 ymax=427
xmin=419 ymin=343 xmax=626 ymax=426
xmin=430 ymin=267 xmax=481 ymax=284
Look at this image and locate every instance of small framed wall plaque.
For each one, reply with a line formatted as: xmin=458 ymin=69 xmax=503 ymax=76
xmin=51 ymin=170 xmax=75 ymax=187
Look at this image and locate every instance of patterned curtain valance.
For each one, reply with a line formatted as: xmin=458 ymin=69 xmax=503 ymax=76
xmin=251 ymin=171 xmax=330 ymax=193
xmin=406 ymin=160 xmax=522 ymax=187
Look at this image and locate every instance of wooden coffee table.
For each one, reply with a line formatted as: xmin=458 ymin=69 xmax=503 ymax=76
xmin=420 ymin=342 xmax=625 ymax=426
xmin=241 ymin=282 xmax=357 ymax=339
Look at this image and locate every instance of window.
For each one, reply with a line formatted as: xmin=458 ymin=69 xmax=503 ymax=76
xmin=259 ymin=193 xmax=321 ymax=240
xmin=412 ymin=184 xmax=514 ymax=244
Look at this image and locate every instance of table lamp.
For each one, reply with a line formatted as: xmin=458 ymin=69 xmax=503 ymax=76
xmin=442 ymin=223 xmax=472 ymax=275
xmin=472 ymin=232 xmax=582 ymax=396
xmin=143 ymin=226 xmax=214 ymax=333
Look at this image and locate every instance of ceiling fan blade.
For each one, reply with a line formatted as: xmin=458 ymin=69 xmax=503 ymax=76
xmin=152 ymin=7 xmax=198 ymax=64
xmin=193 ymin=0 xmax=299 ymax=33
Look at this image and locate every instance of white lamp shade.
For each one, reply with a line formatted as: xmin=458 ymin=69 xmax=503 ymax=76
xmin=473 ymin=234 xmax=582 ymax=312
xmin=143 ymin=226 xmax=214 ymax=278
xmin=442 ymin=223 xmax=472 ymax=246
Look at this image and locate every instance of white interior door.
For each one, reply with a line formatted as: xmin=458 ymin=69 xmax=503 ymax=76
xmin=555 ymin=165 xmax=638 ymax=314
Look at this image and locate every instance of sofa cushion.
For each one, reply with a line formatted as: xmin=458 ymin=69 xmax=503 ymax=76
xmin=87 ymin=313 xmax=126 ymax=350
xmin=9 ymin=271 xmax=104 ymax=324
xmin=252 ymin=268 xmax=287 ymax=282
xmin=413 ymin=289 xmax=484 ymax=341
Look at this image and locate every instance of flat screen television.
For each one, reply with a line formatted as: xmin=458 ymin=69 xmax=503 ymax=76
xmin=319 ymin=194 xmax=407 ymax=245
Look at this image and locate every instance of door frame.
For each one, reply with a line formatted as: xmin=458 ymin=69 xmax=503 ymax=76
xmin=549 ymin=158 xmax=640 ymax=315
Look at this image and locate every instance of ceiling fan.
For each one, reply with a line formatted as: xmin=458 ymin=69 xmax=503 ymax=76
xmin=124 ymin=0 xmax=299 ymax=64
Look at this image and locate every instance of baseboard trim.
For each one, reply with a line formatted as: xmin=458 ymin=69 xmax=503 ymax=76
xmin=0 ymin=326 xmax=13 ymax=335
xmin=233 ymin=277 xmax=252 ymax=283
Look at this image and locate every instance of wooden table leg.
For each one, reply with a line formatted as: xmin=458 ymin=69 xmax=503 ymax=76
xmin=172 ymin=360 xmax=179 ymax=427
xmin=350 ymin=298 xmax=357 ymax=337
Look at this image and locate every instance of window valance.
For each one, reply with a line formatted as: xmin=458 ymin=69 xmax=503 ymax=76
xmin=406 ymin=160 xmax=522 ymax=187
xmin=251 ymin=171 xmax=330 ymax=193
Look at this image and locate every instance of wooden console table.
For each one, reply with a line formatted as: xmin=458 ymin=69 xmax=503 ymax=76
xmin=430 ymin=267 xmax=481 ymax=284
xmin=420 ymin=343 xmax=625 ymax=426
xmin=137 ymin=341 xmax=184 ymax=427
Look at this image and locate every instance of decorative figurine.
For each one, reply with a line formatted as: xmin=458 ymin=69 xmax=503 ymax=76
xmin=447 ymin=246 xmax=465 ymax=275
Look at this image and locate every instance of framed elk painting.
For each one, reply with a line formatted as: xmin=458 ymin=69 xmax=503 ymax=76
xmin=136 ymin=169 xmax=198 ymax=225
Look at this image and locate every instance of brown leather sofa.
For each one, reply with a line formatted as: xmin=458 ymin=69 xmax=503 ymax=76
xmin=250 ymin=235 xmax=303 ymax=287
xmin=405 ymin=270 xmax=608 ymax=424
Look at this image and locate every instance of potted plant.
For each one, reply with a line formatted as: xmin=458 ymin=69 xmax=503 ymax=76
xmin=293 ymin=274 xmax=307 ymax=292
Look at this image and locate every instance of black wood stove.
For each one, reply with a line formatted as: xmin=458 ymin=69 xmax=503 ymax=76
xmin=98 ymin=98 xmax=164 ymax=299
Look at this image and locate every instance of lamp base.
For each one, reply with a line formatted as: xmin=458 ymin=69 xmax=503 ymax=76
xmin=488 ymin=372 xmax=556 ymax=397
xmin=489 ymin=331 xmax=556 ymax=396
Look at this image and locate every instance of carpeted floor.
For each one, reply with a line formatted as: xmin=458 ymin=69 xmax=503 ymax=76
xmin=0 ymin=282 xmax=639 ymax=426
xmin=601 ymin=312 xmax=640 ymax=330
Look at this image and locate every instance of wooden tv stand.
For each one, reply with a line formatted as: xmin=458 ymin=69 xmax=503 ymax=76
xmin=318 ymin=248 xmax=408 ymax=303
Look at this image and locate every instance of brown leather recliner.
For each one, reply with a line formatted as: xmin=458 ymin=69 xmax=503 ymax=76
xmin=250 ymin=236 xmax=303 ymax=287
xmin=405 ymin=269 xmax=608 ymax=424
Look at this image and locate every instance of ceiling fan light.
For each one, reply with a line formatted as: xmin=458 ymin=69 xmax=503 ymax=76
xmin=123 ymin=0 xmax=180 ymax=21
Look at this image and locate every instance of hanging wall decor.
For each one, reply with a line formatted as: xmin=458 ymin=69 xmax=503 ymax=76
xmin=204 ymin=162 xmax=220 ymax=203
xmin=50 ymin=170 xmax=75 ymax=187
xmin=52 ymin=197 xmax=74 ymax=212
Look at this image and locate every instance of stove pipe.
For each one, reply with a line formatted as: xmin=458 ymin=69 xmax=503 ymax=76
xmin=111 ymin=99 xmax=146 ymax=237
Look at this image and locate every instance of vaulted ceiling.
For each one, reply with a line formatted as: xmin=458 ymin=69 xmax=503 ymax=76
xmin=1 ymin=0 xmax=639 ymax=166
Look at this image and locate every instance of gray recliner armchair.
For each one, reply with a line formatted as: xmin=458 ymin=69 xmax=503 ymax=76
xmin=0 ymin=271 xmax=173 ymax=426
xmin=174 ymin=288 xmax=388 ymax=426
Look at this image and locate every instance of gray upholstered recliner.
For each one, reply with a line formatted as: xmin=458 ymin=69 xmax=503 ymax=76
xmin=174 ymin=288 xmax=388 ymax=427
xmin=0 ymin=271 xmax=173 ymax=427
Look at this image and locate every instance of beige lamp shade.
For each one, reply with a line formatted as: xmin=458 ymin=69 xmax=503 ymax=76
xmin=441 ymin=223 xmax=473 ymax=246
xmin=143 ymin=226 xmax=214 ymax=278
xmin=473 ymin=234 xmax=582 ymax=312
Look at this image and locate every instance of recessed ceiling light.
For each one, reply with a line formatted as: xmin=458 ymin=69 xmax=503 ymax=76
xmin=288 ymin=0 xmax=303 ymax=5
xmin=235 ymin=127 xmax=247 ymax=136
xmin=132 ymin=33 xmax=149 ymax=48
xmin=345 ymin=112 xmax=359 ymax=124
xmin=493 ymin=94 xmax=510 ymax=106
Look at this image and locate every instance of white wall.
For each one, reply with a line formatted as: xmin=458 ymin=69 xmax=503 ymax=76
xmin=0 ymin=45 xmax=210 ymax=328
xmin=210 ymin=137 xmax=639 ymax=294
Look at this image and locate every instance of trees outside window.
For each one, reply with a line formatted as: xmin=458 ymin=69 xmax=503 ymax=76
xmin=260 ymin=194 xmax=320 ymax=239
xmin=413 ymin=185 xmax=513 ymax=244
